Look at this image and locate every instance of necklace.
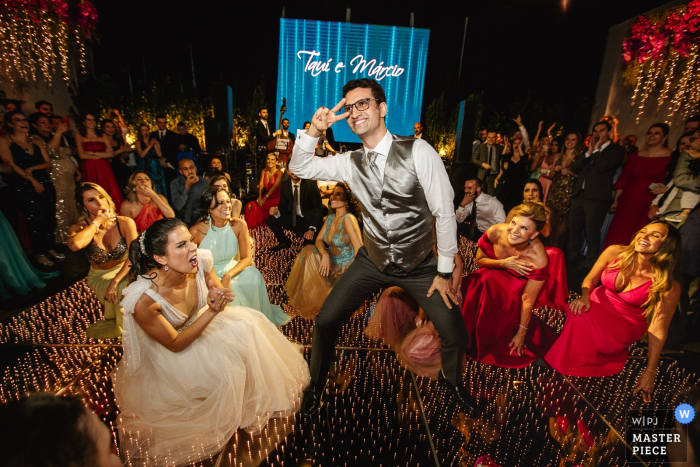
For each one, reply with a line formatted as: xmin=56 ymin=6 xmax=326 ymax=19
xmin=10 ymin=136 xmax=30 ymax=153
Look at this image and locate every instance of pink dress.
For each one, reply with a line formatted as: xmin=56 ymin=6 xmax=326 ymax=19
xmin=538 ymin=158 xmax=554 ymax=203
xmin=545 ymin=265 xmax=650 ymax=376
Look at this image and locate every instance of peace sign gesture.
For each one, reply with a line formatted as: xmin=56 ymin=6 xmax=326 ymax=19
xmin=307 ymin=99 xmax=351 ymax=137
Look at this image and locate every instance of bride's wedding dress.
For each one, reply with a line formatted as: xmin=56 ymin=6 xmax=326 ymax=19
xmin=111 ymin=249 xmax=310 ymax=466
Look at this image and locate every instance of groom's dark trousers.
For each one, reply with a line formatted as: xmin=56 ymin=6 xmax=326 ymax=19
xmin=310 ymin=246 xmax=468 ymax=388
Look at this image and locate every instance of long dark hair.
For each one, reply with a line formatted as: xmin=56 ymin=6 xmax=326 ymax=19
xmin=329 ymin=182 xmax=360 ymax=220
xmin=77 ymin=112 xmax=102 ymax=137
xmin=2 ymin=110 xmax=24 ymax=134
xmin=196 ymin=185 xmax=229 ymax=224
xmin=100 ymin=118 xmax=124 ymax=145
xmin=128 ymin=217 xmax=187 ymax=280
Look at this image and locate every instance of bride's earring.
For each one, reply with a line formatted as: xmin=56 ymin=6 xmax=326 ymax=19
xmin=164 ymin=265 xmax=169 ymax=271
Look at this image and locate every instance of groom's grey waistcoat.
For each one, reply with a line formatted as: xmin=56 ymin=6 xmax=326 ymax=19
xmin=349 ymin=135 xmax=434 ymax=272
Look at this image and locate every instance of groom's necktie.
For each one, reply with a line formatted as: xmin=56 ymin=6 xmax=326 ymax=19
xmin=367 ymin=151 xmax=383 ymax=190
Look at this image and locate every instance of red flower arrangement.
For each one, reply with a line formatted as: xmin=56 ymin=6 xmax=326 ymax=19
xmin=0 ymin=0 xmax=97 ymax=35
xmin=622 ymin=15 xmax=666 ymax=64
xmin=665 ymin=0 xmax=700 ymax=57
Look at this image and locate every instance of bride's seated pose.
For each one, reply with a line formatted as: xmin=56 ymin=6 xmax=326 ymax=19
xmin=111 ymin=218 xmax=310 ymax=466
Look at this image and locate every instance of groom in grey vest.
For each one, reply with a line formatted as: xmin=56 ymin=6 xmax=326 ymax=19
xmin=289 ymin=79 xmax=476 ymax=416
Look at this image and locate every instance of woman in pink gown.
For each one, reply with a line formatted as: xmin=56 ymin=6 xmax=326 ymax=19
xmin=546 ymin=220 xmax=681 ymax=401
xmin=603 ymin=123 xmax=672 ymax=248
xmin=461 ymin=202 xmax=568 ymax=368
xmin=245 ymin=153 xmax=282 ymax=229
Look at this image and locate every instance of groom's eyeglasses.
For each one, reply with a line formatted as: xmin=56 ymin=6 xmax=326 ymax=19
xmin=343 ymin=98 xmax=381 ymax=114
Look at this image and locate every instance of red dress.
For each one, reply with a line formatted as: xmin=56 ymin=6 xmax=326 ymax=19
xmin=133 ymin=203 xmax=163 ymax=232
xmin=81 ymin=141 xmax=124 ymax=210
xmin=244 ymin=170 xmax=281 ymax=229
xmin=545 ymin=265 xmax=650 ymax=376
xmin=460 ymin=234 xmax=568 ymax=368
xmin=603 ymin=152 xmax=670 ymax=248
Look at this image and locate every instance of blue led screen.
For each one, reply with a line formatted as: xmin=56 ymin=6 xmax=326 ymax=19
xmin=277 ymin=18 xmax=430 ymax=143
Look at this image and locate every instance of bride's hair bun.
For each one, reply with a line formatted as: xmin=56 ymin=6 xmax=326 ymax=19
xmin=128 ymin=218 xmax=187 ymax=280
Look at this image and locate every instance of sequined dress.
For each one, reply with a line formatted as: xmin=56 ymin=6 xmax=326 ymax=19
xmin=49 ymin=142 xmax=79 ymax=244
xmin=547 ymin=161 xmax=578 ymax=249
xmin=285 ymin=213 xmax=357 ymax=319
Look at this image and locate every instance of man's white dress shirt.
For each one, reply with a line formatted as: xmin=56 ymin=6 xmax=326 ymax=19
xmin=455 ymin=192 xmax=506 ymax=233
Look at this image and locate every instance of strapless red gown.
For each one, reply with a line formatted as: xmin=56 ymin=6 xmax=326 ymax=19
xmin=460 ymin=234 xmax=568 ymax=368
xmin=545 ymin=265 xmax=650 ymax=376
xmin=81 ymin=141 xmax=124 ymax=210
xmin=245 ymin=170 xmax=281 ymax=229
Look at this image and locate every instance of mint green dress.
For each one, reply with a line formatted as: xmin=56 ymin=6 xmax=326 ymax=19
xmin=199 ymin=222 xmax=291 ymax=326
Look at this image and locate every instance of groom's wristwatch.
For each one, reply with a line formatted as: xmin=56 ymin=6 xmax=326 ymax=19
xmin=437 ymin=271 xmax=453 ymax=280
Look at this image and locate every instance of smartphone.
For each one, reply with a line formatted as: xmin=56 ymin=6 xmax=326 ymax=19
xmin=649 ymin=183 xmax=663 ymax=190
xmin=62 ymin=117 xmax=70 ymax=125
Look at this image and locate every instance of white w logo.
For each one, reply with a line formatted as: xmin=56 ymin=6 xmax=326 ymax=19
xmin=680 ymin=409 xmax=691 ymax=418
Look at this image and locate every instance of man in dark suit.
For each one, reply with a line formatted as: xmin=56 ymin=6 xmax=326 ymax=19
xmin=470 ymin=130 xmax=501 ymax=194
xmin=151 ymin=115 xmax=179 ymax=194
xmin=256 ymin=108 xmax=275 ymax=158
xmin=413 ymin=122 xmax=433 ymax=148
xmin=567 ymin=120 xmax=625 ymax=269
xmin=268 ymin=168 xmax=325 ymax=252
xmin=273 ymin=118 xmax=296 ymax=143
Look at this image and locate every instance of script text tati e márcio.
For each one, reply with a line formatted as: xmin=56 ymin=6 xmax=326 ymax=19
xmin=296 ymin=50 xmax=405 ymax=80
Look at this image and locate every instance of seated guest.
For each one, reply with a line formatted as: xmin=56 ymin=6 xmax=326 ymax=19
xmin=461 ymin=202 xmax=568 ymax=368
xmin=171 ymin=157 xmax=208 ymax=227
xmin=545 ymin=221 xmax=681 ymax=396
xmin=245 ymin=153 xmax=282 ymax=229
xmin=603 ymin=123 xmax=672 ymax=249
xmin=0 ymin=110 xmax=61 ymax=266
xmin=68 ymin=183 xmax=138 ymax=338
xmin=273 ymin=118 xmax=296 ymax=143
xmin=209 ymin=157 xmax=231 ymax=181
xmin=285 ymin=183 xmax=362 ymax=319
xmin=120 ymin=170 xmax=175 ymax=232
xmin=190 ymin=186 xmax=291 ymax=325
xmin=268 ymin=168 xmax=325 ymax=251
xmin=209 ymin=173 xmax=242 ymax=218
xmin=505 ymin=180 xmax=552 ymax=237
xmin=455 ymin=178 xmax=505 ymax=242
xmin=0 ymin=392 xmax=123 ymax=467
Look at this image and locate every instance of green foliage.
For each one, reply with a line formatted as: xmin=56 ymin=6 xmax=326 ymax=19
xmin=240 ymin=78 xmax=268 ymax=153
xmin=425 ymin=92 xmax=459 ymax=159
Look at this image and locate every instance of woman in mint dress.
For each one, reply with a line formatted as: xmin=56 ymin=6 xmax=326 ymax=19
xmin=190 ymin=185 xmax=291 ymax=326
xmin=285 ymin=183 xmax=363 ymax=319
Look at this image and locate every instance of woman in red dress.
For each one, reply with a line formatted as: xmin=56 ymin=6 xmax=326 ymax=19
xmin=119 ymin=170 xmax=175 ymax=232
xmin=546 ymin=220 xmax=681 ymax=401
xmin=244 ymin=153 xmax=282 ymax=229
xmin=75 ymin=113 xmax=124 ymax=211
xmin=603 ymin=123 xmax=672 ymax=248
xmin=461 ymin=202 xmax=568 ymax=368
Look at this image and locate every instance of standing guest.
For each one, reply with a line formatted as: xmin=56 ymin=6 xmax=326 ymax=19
xmin=256 ymin=108 xmax=274 ymax=158
xmin=684 ymin=115 xmax=700 ymax=133
xmin=413 ymin=122 xmax=433 ymax=147
xmin=506 ymin=180 xmax=552 ymax=238
xmin=209 ymin=157 xmax=231 ymax=181
xmin=31 ymin=114 xmax=80 ymax=244
xmin=245 ymin=153 xmax=283 ymax=229
xmin=0 ymin=111 xmax=62 ymax=266
xmin=472 ymin=127 xmax=488 ymax=155
xmin=175 ymin=121 xmax=202 ymax=167
xmin=190 ymin=186 xmax=291 ymax=325
xmin=603 ymin=123 xmax=672 ymax=249
xmin=512 ymin=115 xmax=531 ymax=151
xmin=150 ymin=115 xmax=178 ymax=189
xmin=273 ymin=118 xmax=296 ymax=143
xmin=68 ymin=183 xmax=138 ymax=338
xmin=567 ymin=120 xmax=625 ymax=270
xmin=267 ymin=168 xmax=325 ymax=252
xmin=120 ymin=170 xmax=175 ymax=232
xmin=290 ymin=78 xmax=476 ymax=415
xmin=0 ymin=393 xmax=123 ymax=467
xmin=546 ymin=221 xmax=681 ymax=396
xmin=102 ymin=119 xmax=133 ymax=190
xmin=622 ymin=134 xmax=639 ymax=163
xmin=494 ymin=136 xmax=529 ymax=212
xmin=286 ymin=183 xmax=363 ymax=319
xmin=471 ymin=130 xmax=501 ymax=194
xmin=136 ymin=123 xmax=167 ymax=196
xmin=50 ymin=115 xmax=77 ymax=159
xmin=548 ymin=131 xmax=582 ymax=249
xmin=461 ymin=202 xmax=568 ymax=368
xmin=171 ymin=157 xmax=208 ymax=227
xmin=209 ymin=173 xmax=242 ymax=218
xmin=530 ymin=137 xmax=557 ymax=202
xmin=111 ymin=218 xmax=309 ymax=466
xmin=303 ymin=121 xmax=311 ymax=130
xmin=0 ymin=104 xmax=5 ymax=135
xmin=34 ymin=100 xmax=53 ymax=116
xmin=664 ymin=131 xmax=696 ymax=189
xmin=455 ymin=178 xmax=506 ymax=242
xmin=75 ymin=113 xmax=124 ymax=210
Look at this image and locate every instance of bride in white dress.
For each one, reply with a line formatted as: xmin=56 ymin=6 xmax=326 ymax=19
xmin=111 ymin=218 xmax=310 ymax=467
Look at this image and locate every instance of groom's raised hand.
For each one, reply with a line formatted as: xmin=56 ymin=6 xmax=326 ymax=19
xmin=306 ymin=98 xmax=350 ymax=138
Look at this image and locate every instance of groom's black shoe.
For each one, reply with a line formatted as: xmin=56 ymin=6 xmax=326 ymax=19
xmin=438 ymin=370 xmax=478 ymax=415
xmin=301 ymin=382 xmax=326 ymax=417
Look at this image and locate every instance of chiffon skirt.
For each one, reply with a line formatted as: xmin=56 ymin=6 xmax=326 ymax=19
xmin=86 ymin=265 xmax=128 ymax=338
xmin=285 ymin=245 xmax=344 ymax=319
xmin=112 ymin=305 xmax=310 ymax=467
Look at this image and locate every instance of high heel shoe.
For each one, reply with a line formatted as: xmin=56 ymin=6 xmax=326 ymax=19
xmin=35 ymin=255 xmax=55 ymax=267
xmin=47 ymin=250 xmax=66 ymax=260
